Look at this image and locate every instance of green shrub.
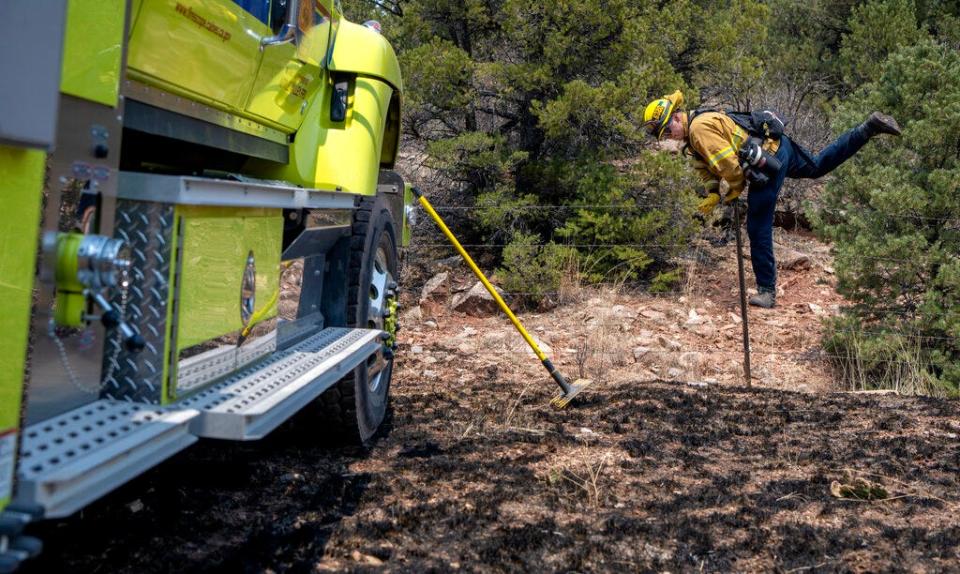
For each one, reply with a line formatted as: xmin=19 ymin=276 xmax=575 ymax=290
xmin=556 ymin=153 xmax=699 ymax=284
xmin=813 ymin=39 xmax=960 ymax=395
xmin=498 ymin=231 xmax=577 ymax=305
xmin=837 ymin=0 xmax=924 ymax=89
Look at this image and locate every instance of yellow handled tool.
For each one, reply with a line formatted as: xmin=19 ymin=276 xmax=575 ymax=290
xmin=412 ymin=187 xmax=591 ymax=408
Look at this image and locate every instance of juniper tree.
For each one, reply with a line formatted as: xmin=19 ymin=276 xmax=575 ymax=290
xmin=812 ymin=39 xmax=960 ymax=394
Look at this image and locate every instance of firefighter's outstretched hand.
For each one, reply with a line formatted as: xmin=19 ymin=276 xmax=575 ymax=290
xmin=698 ymin=192 xmax=721 ymax=215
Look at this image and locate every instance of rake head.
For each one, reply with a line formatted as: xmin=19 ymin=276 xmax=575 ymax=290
xmin=549 ymin=378 xmax=593 ymax=410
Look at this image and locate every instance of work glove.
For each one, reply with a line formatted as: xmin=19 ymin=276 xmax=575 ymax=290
xmin=697 ymin=192 xmax=721 ymax=216
xmin=723 ymin=188 xmax=742 ymax=204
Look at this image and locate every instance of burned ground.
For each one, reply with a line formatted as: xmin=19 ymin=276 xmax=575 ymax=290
xmin=25 ymin=375 xmax=960 ymax=573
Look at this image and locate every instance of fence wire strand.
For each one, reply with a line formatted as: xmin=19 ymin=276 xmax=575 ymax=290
xmin=424 ymin=203 xmax=960 ymax=223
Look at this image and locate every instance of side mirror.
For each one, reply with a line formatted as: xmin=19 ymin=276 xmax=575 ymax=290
xmin=261 ymin=0 xmax=299 ymax=50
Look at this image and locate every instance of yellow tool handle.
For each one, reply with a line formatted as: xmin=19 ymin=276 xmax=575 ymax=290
xmin=414 ymin=190 xmax=547 ymax=362
xmin=239 ymin=260 xmax=292 ymax=339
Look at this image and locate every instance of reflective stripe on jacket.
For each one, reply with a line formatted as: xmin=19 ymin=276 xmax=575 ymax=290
xmin=687 ymin=111 xmax=779 ymax=197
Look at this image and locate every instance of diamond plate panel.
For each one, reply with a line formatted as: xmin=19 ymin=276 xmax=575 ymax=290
xmin=100 ymin=200 xmax=175 ymax=404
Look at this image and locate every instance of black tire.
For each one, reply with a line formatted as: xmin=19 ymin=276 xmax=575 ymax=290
xmin=318 ymin=194 xmax=399 ymax=444
xmin=9 ymin=536 xmax=42 ymax=558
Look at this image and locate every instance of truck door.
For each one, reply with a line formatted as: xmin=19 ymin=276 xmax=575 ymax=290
xmin=126 ymin=0 xmax=265 ymax=113
xmin=244 ymin=0 xmax=336 ymax=130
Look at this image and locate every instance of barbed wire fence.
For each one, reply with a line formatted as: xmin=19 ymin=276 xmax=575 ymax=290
xmin=399 ymin=202 xmax=957 ymax=395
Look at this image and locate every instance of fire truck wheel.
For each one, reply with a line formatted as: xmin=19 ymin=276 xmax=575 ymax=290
xmin=318 ymin=193 xmax=398 ymax=444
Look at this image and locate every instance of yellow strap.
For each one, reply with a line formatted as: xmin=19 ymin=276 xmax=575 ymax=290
xmin=239 ymin=261 xmax=292 ymax=339
xmin=416 ymin=193 xmax=548 ymax=362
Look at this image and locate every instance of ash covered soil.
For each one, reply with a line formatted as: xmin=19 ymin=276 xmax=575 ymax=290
xmin=26 ymin=376 xmax=960 ymax=573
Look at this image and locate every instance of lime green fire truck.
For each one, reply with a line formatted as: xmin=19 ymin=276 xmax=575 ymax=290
xmin=0 ymin=1 xmax=410 ymax=568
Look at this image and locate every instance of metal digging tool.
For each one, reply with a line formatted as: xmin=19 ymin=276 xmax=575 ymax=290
xmin=411 ymin=188 xmax=592 ymax=409
xmin=732 ymin=200 xmax=753 ymax=386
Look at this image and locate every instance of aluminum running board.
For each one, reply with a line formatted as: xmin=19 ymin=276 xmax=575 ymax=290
xmin=179 ymin=327 xmax=383 ymax=441
xmin=13 ymin=328 xmax=381 ymax=519
xmin=15 ymin=403 xmax=199 ymax=519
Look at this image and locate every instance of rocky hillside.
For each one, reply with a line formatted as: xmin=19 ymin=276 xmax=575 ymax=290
xmin=403 ymin=230 xmax=846 ymax=395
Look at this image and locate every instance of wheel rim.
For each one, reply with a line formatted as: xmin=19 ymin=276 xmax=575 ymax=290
xmin=365 ymin=245 xmax=394 ymax=392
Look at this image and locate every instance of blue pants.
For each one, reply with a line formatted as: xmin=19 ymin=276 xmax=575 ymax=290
xmin=746 ymin=126 xmax=870 ymax=290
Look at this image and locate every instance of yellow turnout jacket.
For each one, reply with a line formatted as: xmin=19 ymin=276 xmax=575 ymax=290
xmin=686 ymin=111 xmax=780 ymax=201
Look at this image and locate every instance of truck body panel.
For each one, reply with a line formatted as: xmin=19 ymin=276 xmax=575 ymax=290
xmin=1 ymin=3 xmax=411 ymax=558
xmin=60 ymin=0 xmax=126 ymax=106
xmin=0 ymin=147 xmax=47 ymax=509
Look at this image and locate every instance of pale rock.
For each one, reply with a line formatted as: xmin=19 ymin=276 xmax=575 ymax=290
xmin=457 ymin=342 xmax=475 ymax=355
xmin=611 ymin=305 xmax=636 ymax=320
xmin=423 ymin=370 xmax=439 ymax=379
xmin=420 ymin=271 xmax=450 ymax=300
xmin=778 ymin=249 xmax=812 ymax=271
xmin=451 ymin=281 xmax=504 ymax=316
xmin=423 ymin=356 xmax=438 ymax=365
xmin=728 ymin=312 xmax=742 ymax=324
xmin=657 ymin=335 xmax=683 ymax=351
xmin=401 ymin=306 xmax=423 ymax=324
xmin=424 ymin=319 xmax=438 ymax=329
xmin=640 ymin=309 xmax=667 ymax=321
xmin=824 ymin=266 xmax=835 ymax=274
xmin=694 ymin=323 xmax=717 ymax=339
xmin=411 ymin=345 xmax=424 ymax=354
xmin=633 ymin=346 xmax=652 ymax=362
xmin=460 ymin=326 xmax=479 ymax=337
xmin=808 ymin=303 xmax=823 ymax=314
xmin=419 ymin=272 xmax=450 ymax=316
xmin=481 ymin=331 xmax=507 ymax=347
xmin=667 ymin=367 xmax=684 ymax=379
xmin=586 ymin=296 xmax=605 ymax=308
xmin=685 ymin=309 xmax=703 ymax=325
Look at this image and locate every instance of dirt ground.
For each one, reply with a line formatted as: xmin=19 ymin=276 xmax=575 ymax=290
xmin=23 ymin=233 xmax=960 ymax=573
xmin=25 ymin=379 xmax=960 ymax=573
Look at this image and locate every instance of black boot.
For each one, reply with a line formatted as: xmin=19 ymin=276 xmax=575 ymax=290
xmin=749 ymin=286 xmax=776 ymax=309
xmin=861 ymin=112 xmax=902 ymax=137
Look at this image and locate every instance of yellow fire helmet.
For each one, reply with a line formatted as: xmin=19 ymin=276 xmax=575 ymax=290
xmin=643 ymin=89 xmax=684 ymax=140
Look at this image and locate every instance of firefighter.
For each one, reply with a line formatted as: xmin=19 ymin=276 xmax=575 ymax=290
xmin=643 ymin=90 xmax=901 ymax=308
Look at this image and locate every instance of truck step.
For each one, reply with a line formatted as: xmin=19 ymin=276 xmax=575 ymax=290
xmin=15 ymin=403 xmax=199 ymax=519
xmin=179 ymin=327 xmax=383 ymax=441
xmin=14 ymin=328 xmax=382 ymax=519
